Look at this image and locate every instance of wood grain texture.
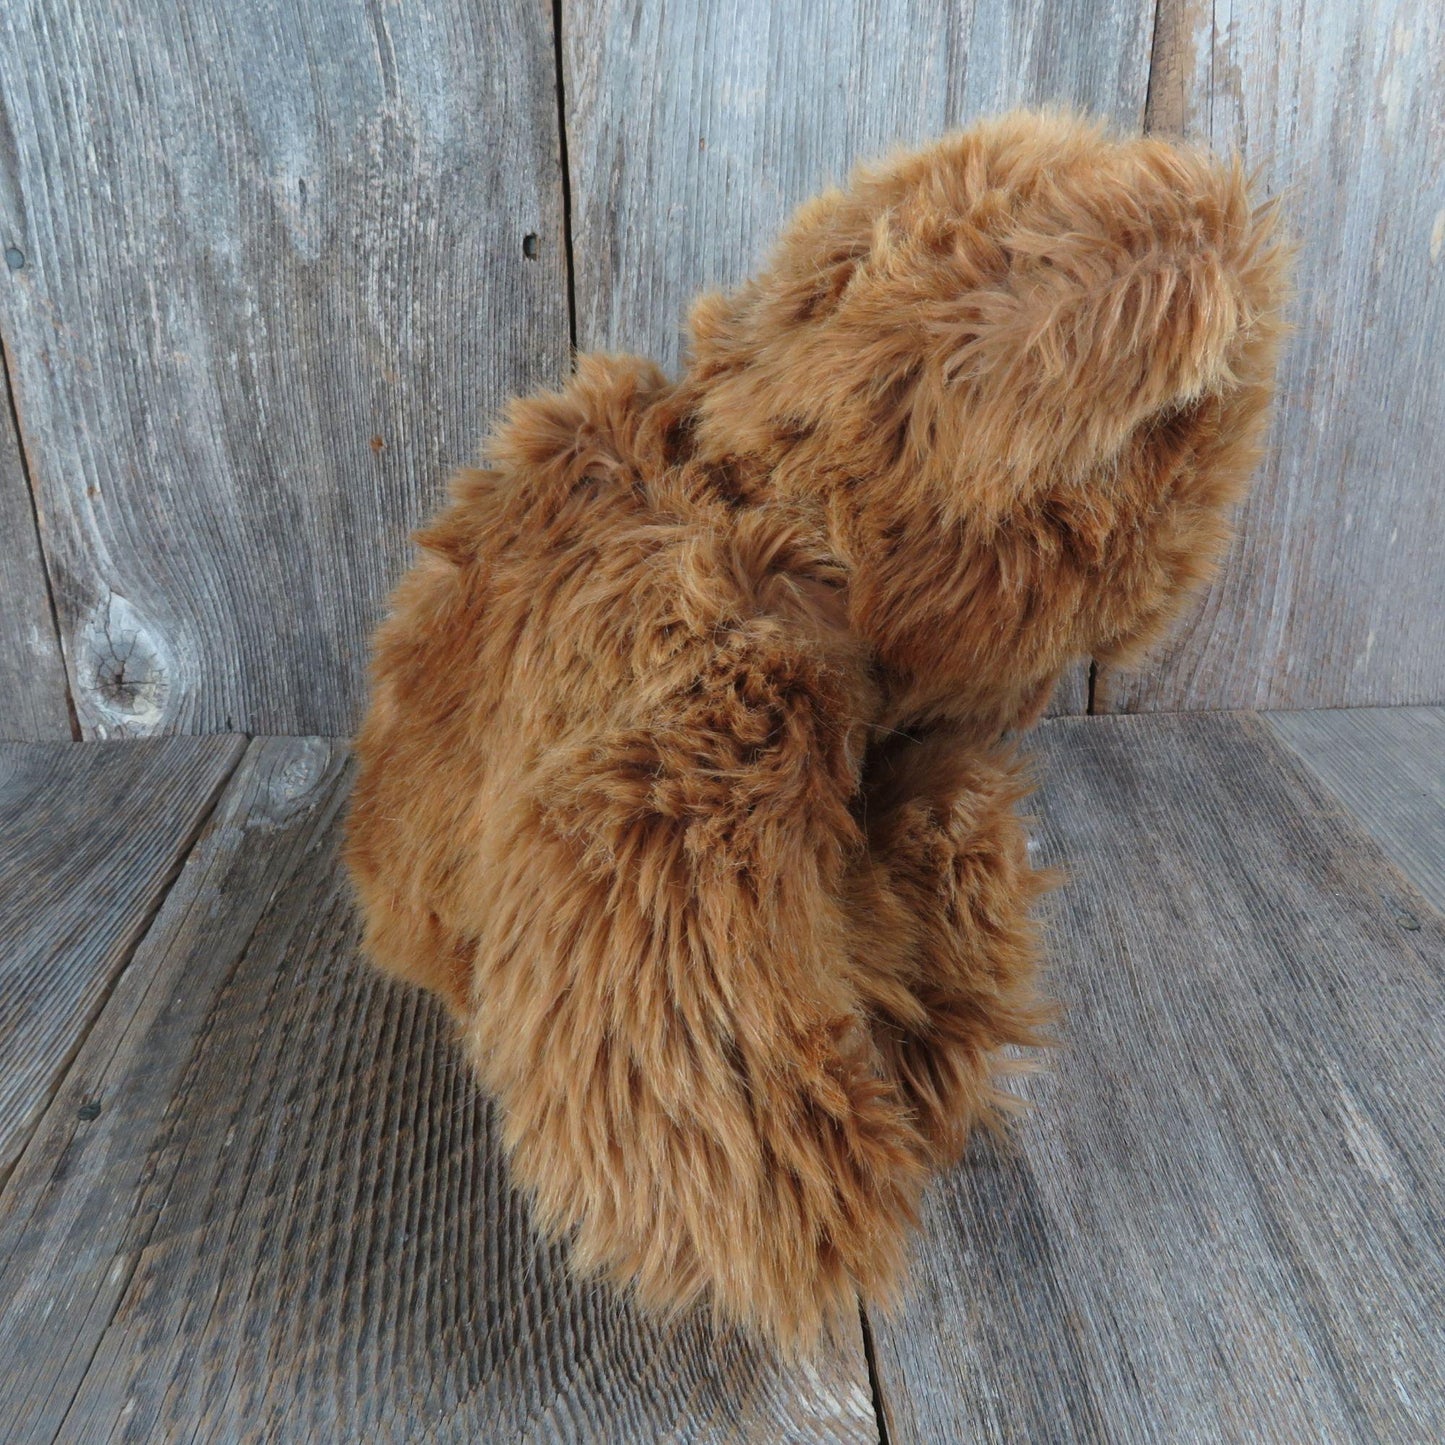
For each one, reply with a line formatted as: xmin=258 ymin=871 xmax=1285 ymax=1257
xmin=0 ymin=352 xmax=70 ymax=740
xmin=563 ymin=0 xmax=1155 ymax=378
xmin=1045 ymin=660 xmax=1092 ymax=719
xmin=0 ymin=0 xmax=569 ymax=737
xmin=870 ymin=712 xmax=1445 ymax=1442
xmin=0 ymin=735 xmax=241 ymax=1187
xmin=0 ymin=736 xmax=350 ymax=1444
xmin=1266 ymin=705 xmax=1445 ymax=911
xmin=1111 ymin=0 xmax=1445 ymax=711
xmin=1 ymin=743 xmax=878 ymax=1444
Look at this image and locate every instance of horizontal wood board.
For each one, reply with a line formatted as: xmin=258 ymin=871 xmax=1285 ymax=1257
xmin=1266 ymin=705 xmax=1445 ymax=911
xmin=0 ymin=735 xmax=242 ymax=1186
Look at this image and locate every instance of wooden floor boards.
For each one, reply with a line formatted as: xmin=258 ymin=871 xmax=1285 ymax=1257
xmin=870 ymin=711 xmax=1445 ymax=1444
xmin=1266 ymin=707 xmax=1445 ymax=912
xmin=0 ymin=711 xmax=1440 ymax=1441
xmin=0 ymin=738 xmax=244 ymax=1186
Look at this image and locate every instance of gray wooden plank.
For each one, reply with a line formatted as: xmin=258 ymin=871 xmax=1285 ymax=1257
xmin=0 ymin=352 xmax=70 ymax=740
xmin=1266 ymin=705 xmax=1445 ymax=912
xmin=1109 ymin=0 xmax=1445 ymax=711
xmin=870 ymin=711 xmax=1445 ymax=1442
xmin=0 ymin=0 xmax=568 ymax=737
xmin=1046 ymin=661 xmax=1092 ymax=720
xmin=0 ymin=735 xmax=242 ymax=1187
xmin=0 ymin=748 xmax=878 ymax=1443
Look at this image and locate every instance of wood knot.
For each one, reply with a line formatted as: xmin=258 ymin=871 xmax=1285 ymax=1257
xmin=78 ymin=592 xmax=175 ymax=735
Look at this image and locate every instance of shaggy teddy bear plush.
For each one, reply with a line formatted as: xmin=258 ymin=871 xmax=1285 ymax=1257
xmin=345 ymin=111 xmax=1287 ymax=1353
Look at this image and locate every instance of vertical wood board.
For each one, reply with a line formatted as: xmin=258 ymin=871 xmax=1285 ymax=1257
xmin=1114 ymin=0 xmax=1445 ymax=710
xmin=0 ymin=355 xmax=69 ymax=739
xmin=0 ymin=0 xmax=570 ymax=736
xmin=563 ymin=0 xmax=1155 ymax=369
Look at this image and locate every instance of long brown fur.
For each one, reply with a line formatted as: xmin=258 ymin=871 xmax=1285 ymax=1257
xmin=345 ymin=111 xmax=1288 ymax=1354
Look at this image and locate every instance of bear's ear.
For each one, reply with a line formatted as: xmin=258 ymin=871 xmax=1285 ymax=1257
xmin=936 ymin=141 xmax=1290 ymax=486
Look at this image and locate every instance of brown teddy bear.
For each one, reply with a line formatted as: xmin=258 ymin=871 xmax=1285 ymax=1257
xmin=345 ymin=111 xmax=1288 ymax=1354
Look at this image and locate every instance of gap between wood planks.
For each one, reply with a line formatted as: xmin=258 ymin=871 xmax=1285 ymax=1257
xmin=0 ymin=741 xmax=245 ymax=1201
xmin=859 ymin=1300 xmax=894 ymax=1445
xmin=551 ymin=0 xmax=579 ymax=357
xmin=0 ymin=338 xmax=78 ymax=740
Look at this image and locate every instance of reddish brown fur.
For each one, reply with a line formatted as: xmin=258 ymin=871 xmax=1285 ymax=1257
xmin=345 ymin=112 xmax=1288 ymax=1354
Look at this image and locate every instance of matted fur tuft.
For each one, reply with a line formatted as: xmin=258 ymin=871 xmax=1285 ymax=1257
xmin=346 ymin=111 xmax=1289 ymax=1354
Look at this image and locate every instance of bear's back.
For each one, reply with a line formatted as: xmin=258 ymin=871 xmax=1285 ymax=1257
xmin=345 ymin=355 xmax=877 ymax=1016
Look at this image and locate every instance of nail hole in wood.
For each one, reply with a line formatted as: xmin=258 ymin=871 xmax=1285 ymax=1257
xmin=522 ymin=233 xmax=539 ymax=259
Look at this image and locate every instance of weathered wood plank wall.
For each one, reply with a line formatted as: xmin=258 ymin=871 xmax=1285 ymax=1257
xmin=1120 ymin=0 xmax=1445 ymax=711
xmin=563 ymin=0 xmax=1156 ymax=370
xmin=0 ymin=0 xmax=568 ymax=738
xmin=0 ymin=0 xmax=1440 ymax=734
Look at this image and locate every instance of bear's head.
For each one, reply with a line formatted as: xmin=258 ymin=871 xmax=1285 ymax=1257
xmin=676 ymin=112 xmax=1290 ymax=733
